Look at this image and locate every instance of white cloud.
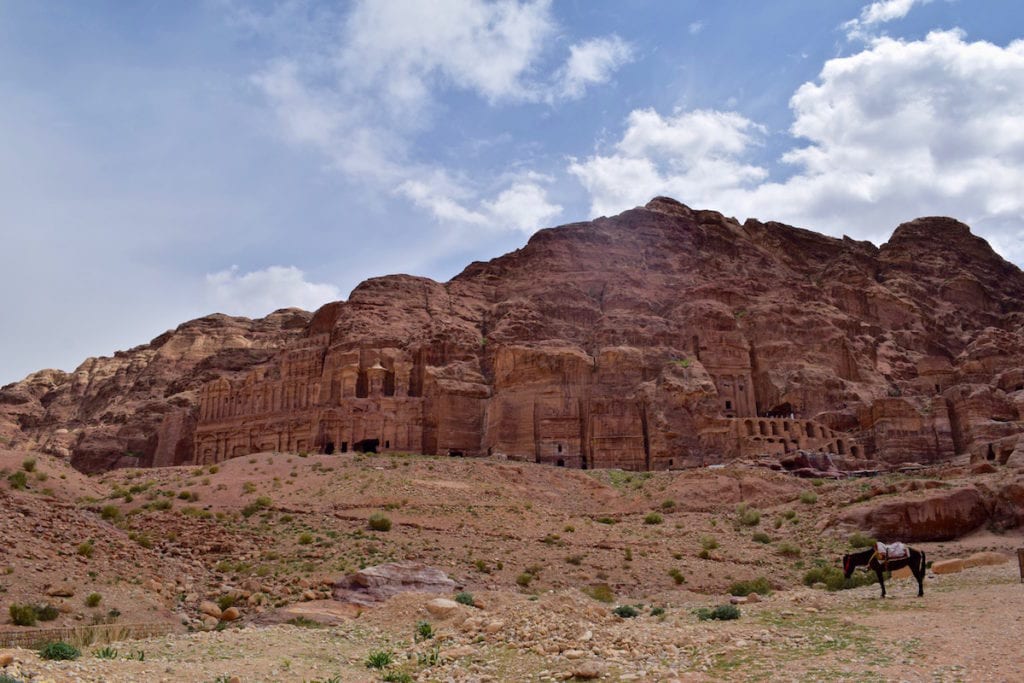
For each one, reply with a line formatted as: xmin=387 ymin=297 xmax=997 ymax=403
xmin=569 ymin=108 xmax=767 ymax=217
xmin=843 ymin=0 xmax=934 ymax=41
xmin=252 ymin=0 xmax=640 ymax=236
xmin=555 ymin=36 xmax=634 ymax=100
xmin=205 ymin=266 xmax=342 ymax=317
xmin=571 ymin=31 xmax=1024 ymax=264
xmin=688 ymin=21 xmax=705 ymax=36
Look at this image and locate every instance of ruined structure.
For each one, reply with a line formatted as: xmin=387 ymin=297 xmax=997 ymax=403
xmin=4 ymin=198 xmax=1023 ymax=472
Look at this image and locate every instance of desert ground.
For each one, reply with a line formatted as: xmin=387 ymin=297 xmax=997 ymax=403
xmin=2 ymin=447 xmax=1022 ymax=682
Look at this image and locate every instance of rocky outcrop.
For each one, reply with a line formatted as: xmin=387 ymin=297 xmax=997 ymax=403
xmin=332 ymin=563 xmax=459 ymax=606
xmin=4 ymin=197 xmax=1024 ymax=472
xmin=833 ymin=475 xmax=1024 ymax=540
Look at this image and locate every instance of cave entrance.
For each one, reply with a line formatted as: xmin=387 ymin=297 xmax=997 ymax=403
xmin=556 ymin=459 xmax=565 ymax=467
xmin=324 ymin=441 xmax=335 ymax=455
xmin=987 ymin=444 xmax=996 ymax=462
xmin=341 ymin=441 xmax=348 ymax=453
xmin=355 ymin=438 xmax=379 ymax=454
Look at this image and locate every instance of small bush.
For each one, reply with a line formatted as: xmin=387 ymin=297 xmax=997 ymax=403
xmin=85 ymin=592 xmax=102 ymax=607
xmin=7 ymin=471 xmax=27 ymax=490
xmin=241 ymin=496 xmax=272 ymax=517
xmin=565 ymin=554 xmax=584 ymax=566
xmin=596 ymin=516 xmax=617 ymax=525
xmin=36 ymin=603 xmax=59 ymax=621
xmin=668 ymin=568 xmax=686 ymax=585
xmin=368 ymin=512 xmax=392 ymax=532
xmin=77 ymin=541 xmax=94 ymax=558
xmin=644 ymin=512 xmax=663 ymax=525
xmin=799 ymin=490 xmax=818 ymax=505
xmin=100 ymin=505 xmax=121 ymax=521
xmin=93 ymin=646 xmax=118 ymax=659
xmin=803 ymin=562 xmax=878 ymax=591
xmin=516 ymin=572 xmax=533 ymax=587
xmin=612 ymin=605 xmax=639 ymax=618
xmin=776 ymin=542 xmax=801 ymax=558
xmin=415 ymin=620 xmax=434 ymax=641
xmin=9 ymin=603 xmax=37 ymax=626
xmin=752 ymin=531 xmax=772 ymax=544
xmin=365 ymin=649 xmax=394 ymax=669
xmin=849 ymin=532 xmax=876 ymax=549
xmin=382 ymin=672 xmax=413 ymax=683
xmin=583 ymin=584 xmax=614 ymax=603
xmin=21 ymin=458 xmax=36 ymax=472
xmin=698 ymin=549 xmax=711 ymax=560
xmin=695 ymin=604 xmax=740 ymax=621
xmin=217 ymin=594 xmax=237 ymax=612
xmin=208 ymin=465 xmax=219 ymax=474
xmin=650 ymin=606 xmax=666 ymax=616
xmin=736 ymin=504 xmax=761 ymax=527
xmin=39 ymin=641 xmax=81 ymax=660
xmin=297 ymin=532 xmax=314 ymax=545
xmin=661 ymin=499 xmax=676 ymax=510
xmin=454 ymin=591 xmax=475 ymax=606
xmin=700 ymin=535 xmax=719 ymax=551
xmin=727 ymin=577 xmax=772 ymax=597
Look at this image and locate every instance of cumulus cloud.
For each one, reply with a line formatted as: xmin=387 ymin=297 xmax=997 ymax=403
xmin=555 ymin=36 xmax=634 ymax=100
xmin=205 ymin=266 xmax=342 ymax=317
xmin=252 ymin=0 xmax=634 ymax=236
xmin=688 ymin=21 xmax=705 ymax=36
xmin=843 ymin=0 xmax=934 ymax=41
xmin=571 ymin=31 xmax=1024 ymax=264
xmin=569 ymin=108 xmax=767 ymax=217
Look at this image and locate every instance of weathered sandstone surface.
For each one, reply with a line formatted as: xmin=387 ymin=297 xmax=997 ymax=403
xmin=3 ymin=197 xmax=1023 ymax=472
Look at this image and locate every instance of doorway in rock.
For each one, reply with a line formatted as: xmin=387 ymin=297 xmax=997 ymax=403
xmin=354 ymin=439 xmax=379 ymax=453
xmin=341 ymin=441 xmax=348 ymax=453
xmin=324 ymin=441 xmax=335 ymax=455
xmin=556 ymin=459 xmax=565 ymax=467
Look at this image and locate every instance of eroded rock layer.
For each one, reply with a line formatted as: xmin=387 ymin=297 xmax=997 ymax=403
xmin=4 ymin=198 xmax=1024 ymax=471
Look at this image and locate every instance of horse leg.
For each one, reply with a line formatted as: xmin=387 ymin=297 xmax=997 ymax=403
xmin=876 ymin=567 xmax=886 ymax=598
xmin=916 ymin=551 xmax=925 ymax=597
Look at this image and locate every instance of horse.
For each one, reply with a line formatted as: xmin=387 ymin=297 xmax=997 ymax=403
xmin=842 ymin=544 xmax=926 ymax=598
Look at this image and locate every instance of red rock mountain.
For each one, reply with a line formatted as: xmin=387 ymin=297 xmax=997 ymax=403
xmin=3 ymin=197 xmax=1023 ymax=473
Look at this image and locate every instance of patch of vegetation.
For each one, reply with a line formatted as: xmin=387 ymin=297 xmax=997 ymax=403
xmin=9 ymin=603 xmax=37 ymax=626
xmin=799 ymin=490 xmax=818 ymax=505
xmin=752 ymin=531 xmax=772 ymax=544
xmin=650 ymin=606 xmax=666 ymax=617
xmin=415 ymin=619 xmax=434 ymax=641
xmin=727 ymin=577 xmax=772 ymax=596
xmin=612 ymin=605 xmax=639 ymax=618
xmin=77 ymin=541 xmax=94 ymax=558
xmin=382 ymin=672 xmax=413 ymax=683
xmin=21 ymin=458 xmax=36 ymax=473
xmin=595 ymin=516 xmax=617 ymax=525
xmin=242 ymin=481 xmax=257 ymax=494
xmin=454 ymin=591 xmax=475 ymax=607
xmin=36 ymin=603 xmax=59 ymax=621
xmin=803 ymin=561 xmax=878 ymax=591
xmin=39 ymin=641 xmax=81 ymax=660
xmin=565 ymin=554 xmax=584 ymax=566
xmin=100 ymin=504 xmax=121 ymax=521
xmin=93 ymin=646 xmax=118 ymax=659
xmin=644 ymin=512 xmax=663 ymax=525
xmin=0 ymin=673 xmax=24 ymax=683
xmin=7 ymin=470 xmax=28 ymax=490
xmin=241 ymin=496 xmax=272 ymax=517
xmin=516 ymin=572 xmax=534 ymax=588
xmin=776 ymin=542 xmax=801 ymax=558
xmin=87 ymin=592 xmax=102 ymax=608
xmin=849 ymin=532 xmax=876 ymax=549
xmin=736 ymin=503 xmax=761 ymax=527
xmin=695 ymin=604 xmax=741 ymax=621
xmin=217 ymin=594 xmax=237 ymax=612
xmin=583 ymin=584 xmax=614 ymax=603
xmin=365 ymin=649 xmax=394 ymax=669
xmin=285 ymin=616 xmax=325 ymax=629
xmin=700 ymin=535 xmax=719 ymax=551
xmin=668 ymin=568 xmax=686 ymax=585
xmin=368 ymin=512 xmax=392 ymax=532
xmin=661 ymin=499 xmax=676 ymax=510
xmin=297 ymin=532 xmax=314 ymax=545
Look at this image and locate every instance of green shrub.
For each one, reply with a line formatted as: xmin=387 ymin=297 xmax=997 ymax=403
xmin=7 ymin=471 xmax=27 ymax=490
xmin=93 ymin=646 xmax=118 ymax=659
xmin=668 ymin=568 xmax=686 ymax=585
xmin=736 ymin=504 xmax=761 ymax=527
xmin=596 ymin=516 xmax=617 ymax=525
xmin=39 ymin=641 xmax=80 ymax=660
xmin=0 ymin=674 xmax=23 ymax=683
xmin=242 ymin=481 xmax=257 ymax=494
xmin=36 ymin=603 xmax=59 ymax=621
xmin=516 ymin=572 xmax=533 ymax=587
xmin=208 ymin=465 xmax=219 ymax=474
xmin=9 ymin=603 xmax=37 ymax=626
xmin=650 ymin=606 xmax=666 ymax=616
xmin=217 ymin=594 xmax=236 ymax=612
xmin=415 ymin=620 xmax=434 ymax=641
xmin=752 ymin=531 xmax=772 ymax=544
xmin=583 ymin=584 xmax=614 ymax=603
xmin=727 ymin=577 xmax=772 ymax=597
xmin=643 ymin=512 xmax=663 ymax=525
xmin=700 ymin=535 xmax=719 ymax=551
xmin=661 ymin=499 xmax=676 ymax=510
xmin=803 ymin=562 xmax=878 ymax=591
xmin=799 ymin=490 xmax=818 ymax=505
xmin=565 ymin=554 xmax=584 ymax=566
xmin=382 ymin=672 xmax=413 ymax=683
xmin=612 ymin=605 xmax=639 ymax=618
xmin=297 ymin=532 xmax=314 ymax=545
xmin=100 ymin=505 xmax=121 ymax=521
xmin=85 ymin=592 xmax=102 ymax=607
xmin=21 ymin=458 xmax=36 ymax=473
xmin=454 ymin=591 xmax=475 ymax=606
xmin=241 ymin=496 xmax=272 ymax=517
xmin=849 ymin=532 xmax=876 ymax=549
xmin=776 ymin=542 xmax=801 ymax=558
xmin=698 ymin=549 xmax=711 ymax=560
xmin=695 ymin=604 xmax=740 ymax=621
xmin=783 ymin=509 xmax=797 ymax=519
xmin=368 ymin=512 xmax=392 ymax=532
xmin=365 ymin=649 xmax=394 ymax=669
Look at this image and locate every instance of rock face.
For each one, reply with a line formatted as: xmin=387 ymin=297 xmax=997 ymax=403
xmin=4 ymin=197 xmax=1024 ymax=471
xmin=332 ymin=563 xmax=458 ymax=606
xmin=1 ymin=310 xmax=310 ymax=472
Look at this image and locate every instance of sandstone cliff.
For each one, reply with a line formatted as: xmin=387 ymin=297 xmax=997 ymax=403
xmin=4 ymin=197 xmax=1023 ymax=472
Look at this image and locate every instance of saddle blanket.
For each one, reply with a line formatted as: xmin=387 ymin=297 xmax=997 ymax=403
xmin=875 ymin=541 xmax=909 ymax=561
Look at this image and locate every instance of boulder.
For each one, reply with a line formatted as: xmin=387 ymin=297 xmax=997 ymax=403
xmin=46 ymin=584 xmax=74 ymax=598
xmin=834 ymin=487 xmax=989 ymax=541
xmin=333 ymin=562 xmax=458 ymax=606
xmin=199 ymin=601 xmax=222 ymax=619
xmin=932 ymin=559 xmax=965 ymax=575
xmin=221 ymin=606 xmax=240 ymax=621
xmin=425 ymin=598 xmax=461 ymax=619
xmin=572 ymin=661 xmax=605 ymax=680
xmin=963 ymin=552 xmax=1009 ymax=568
xmin=0 ymin=653 xmax=13 ymax=667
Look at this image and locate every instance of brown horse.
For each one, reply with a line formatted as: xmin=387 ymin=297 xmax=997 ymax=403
xmin=842 ymin=546 xmax=926 ymax=598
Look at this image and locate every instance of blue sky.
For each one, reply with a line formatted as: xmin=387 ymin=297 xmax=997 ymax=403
xmin=2 ymin=0 xmax=1023 ymax=384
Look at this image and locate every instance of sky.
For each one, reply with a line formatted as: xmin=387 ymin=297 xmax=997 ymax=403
xmin=2 ymin=0 xmax=1024 ymax=385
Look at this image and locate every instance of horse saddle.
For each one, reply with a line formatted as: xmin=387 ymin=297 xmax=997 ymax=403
xmin=875 ymin=541 xmax=909 ymax=561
